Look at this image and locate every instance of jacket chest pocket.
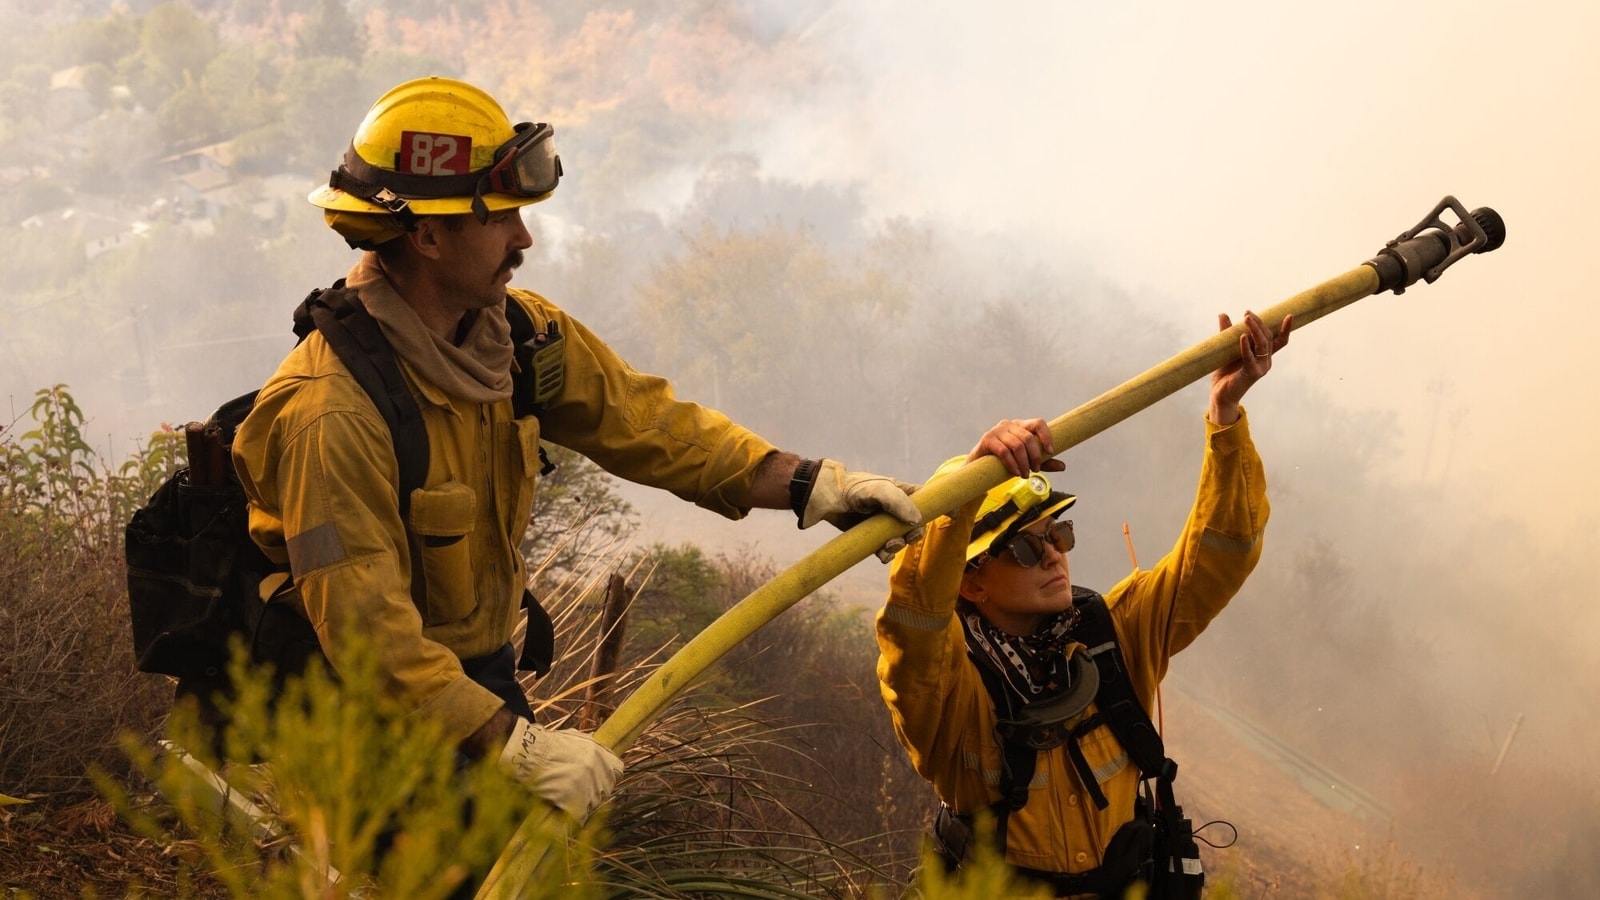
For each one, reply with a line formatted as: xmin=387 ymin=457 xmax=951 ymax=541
xmin=407 ymin=480 xmax=477 ymax=625
xmin=1073 ymin=719 xmax=1131 ymax=789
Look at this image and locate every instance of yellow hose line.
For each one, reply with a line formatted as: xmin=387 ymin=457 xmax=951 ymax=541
xmin=477 ymin=263 xmax=1380 ymax=898
xmin=599 ymin=264 xmax=1379 ymax=752
xmin=1047 ymin=265 xmax=1378 ymax=454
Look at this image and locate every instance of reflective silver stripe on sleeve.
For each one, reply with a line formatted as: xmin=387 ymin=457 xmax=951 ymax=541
xmin=1092 ymin=751 xmax=1129 ymax=784
xmin=883 ymin=603 xmax=951 ymax=632
xmin=964 ymin=749 xmax=998 ymax=786
xmin=979 ymin=766 xmax=1049 ymax=788
xmin=970 ymin=751 xmax=1050 ymax=788
xmin=1200 ymin=527 xmax=1261 ymax=555
xmin=286 ymin=522 xmax=348 ymax=575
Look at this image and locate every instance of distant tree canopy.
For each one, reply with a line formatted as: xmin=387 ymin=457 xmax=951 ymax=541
xmin=3 ymin=63 xmax=51 ymax=106
xmin=155 ymin=81 xmax=223 ymax=150
xmin=295 ymin=0 xmax=367 ymax=64
xmin=50 ymin=13 xmax=139 ymax=68
xmin=279 ymin=56 xmax=366 ymax=169
xmin=632 ymin=220 xmax=917 ymax=457
xmin=131 ymin=2 xmax=220 ymax=107
xmin=203 ymin=45 xmax=281 ymax=138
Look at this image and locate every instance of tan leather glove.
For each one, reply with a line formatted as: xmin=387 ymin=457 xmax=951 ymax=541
xmin=799 ymin=459 xmax=923 ymax=561
xmin=867 ymin=526 xmax=926 ymax=564
xmin=497 ymin=718 xmax=623 ymax=821
xmin=800 ymin=459 xmax=922 ymax=530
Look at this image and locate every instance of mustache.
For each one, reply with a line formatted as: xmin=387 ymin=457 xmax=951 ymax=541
xmin=503 ymin=249 xmax=524 ymax=272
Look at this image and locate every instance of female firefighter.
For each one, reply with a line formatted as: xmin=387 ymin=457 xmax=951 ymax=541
xmin=876 ymin=309 xmax=1291 ymax=897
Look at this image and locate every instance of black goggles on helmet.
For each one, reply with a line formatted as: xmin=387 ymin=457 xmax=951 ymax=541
xmin=331 ymin=121 xmax=563 ymax=225
xmin=485 ymin=122 xmax=561 ymax=197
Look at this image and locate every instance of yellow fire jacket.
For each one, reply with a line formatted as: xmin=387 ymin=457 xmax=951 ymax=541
xmin=234 ymin=284 xmax=777 ymax=745
xmin=876 ymin=412 xmax=1268 ymax=876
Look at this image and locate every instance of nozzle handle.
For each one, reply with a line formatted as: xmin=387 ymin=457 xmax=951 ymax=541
xmin=1365 ymin=196 xmax=1505 ymax=294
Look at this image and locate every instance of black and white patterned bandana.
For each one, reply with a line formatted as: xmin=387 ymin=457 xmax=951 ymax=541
xmin=959 ymin=603 xmax=1084 ymax=699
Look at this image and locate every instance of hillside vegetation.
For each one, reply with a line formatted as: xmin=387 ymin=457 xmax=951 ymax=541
xmin=3 ymin=2 xmax=1595 ymax=897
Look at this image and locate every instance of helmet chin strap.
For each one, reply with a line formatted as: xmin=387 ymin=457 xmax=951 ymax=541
xmin=469 ymin=185 xmax=491 ymax=224
xmin=327 ymin=162 xmax=419 ymax=230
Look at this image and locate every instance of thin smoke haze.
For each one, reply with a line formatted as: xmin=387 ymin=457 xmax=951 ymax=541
xmin=3 ymin=2 xmax=1592 ymax=895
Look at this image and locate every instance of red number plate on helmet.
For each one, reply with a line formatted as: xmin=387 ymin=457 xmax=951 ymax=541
xmin=399 ymin=131 xmax=472 ymax=176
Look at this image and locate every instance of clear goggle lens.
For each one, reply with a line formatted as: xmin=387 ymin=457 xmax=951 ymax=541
xmin=487 ymin=122 xmax=561 ymax=197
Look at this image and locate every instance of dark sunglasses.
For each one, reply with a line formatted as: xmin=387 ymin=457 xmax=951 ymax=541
xmin=998 ymin=519 xmax=1074 ymax=567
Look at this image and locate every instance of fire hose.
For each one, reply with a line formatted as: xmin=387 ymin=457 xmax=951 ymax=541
xmin=476 ymin=195 xmax=1506 ymax=896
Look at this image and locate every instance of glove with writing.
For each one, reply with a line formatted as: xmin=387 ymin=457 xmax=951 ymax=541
xmin=497 ymin=718 xmax=623 ymax=821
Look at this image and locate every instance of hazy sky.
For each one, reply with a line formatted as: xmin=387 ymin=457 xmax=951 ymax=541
xmin=7 ymin=5 xmax=1585 ymax=887
xmin=730 ymin=0 xmax=1596 ymax=534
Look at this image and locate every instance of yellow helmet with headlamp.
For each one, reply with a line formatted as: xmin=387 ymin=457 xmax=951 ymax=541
xmin=929 ymin=457 xmax=1077 ymax=566
xmin=309 ymin=77 xmax=562 ymax=247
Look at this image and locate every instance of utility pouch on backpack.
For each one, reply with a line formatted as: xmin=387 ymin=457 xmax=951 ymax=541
xmin=126 ymin=396 xmax=278 ymax=680
xmin=930 ymin=802 xmax=974 ymax=872
xmin=251 ymin=594 xmax=327 ymax=683
xmin=1106 ymin=811 xmax=1157 ymax=882
xmin=126 ymin=475 xmax=259 ymax=678
xmin=517 ymin=588 xmax=555 ymax=676
xmin=1149 ymin=797 xmax=1204 ymax=900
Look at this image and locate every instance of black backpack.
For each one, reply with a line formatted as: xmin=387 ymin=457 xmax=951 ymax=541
xmin=125 ymin=283 xmax=557 ymax=696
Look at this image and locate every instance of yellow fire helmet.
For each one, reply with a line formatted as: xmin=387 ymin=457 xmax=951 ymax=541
xmin=309 ymin=76 xmax=561 ymax=232
xmin=929 ymin=456 xmax=1076 ymax=564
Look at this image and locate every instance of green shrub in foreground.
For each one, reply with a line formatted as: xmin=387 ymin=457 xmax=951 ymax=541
xmin=100 ymin=638 xmax=602 ymax=899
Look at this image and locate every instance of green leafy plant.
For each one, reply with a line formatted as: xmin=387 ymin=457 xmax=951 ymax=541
xmin=1 ymin=384 xmax=183 ymax=551
xmin=101 ymin=635 xmax=597 ymax=900
xmin=1 ymin=386 xmax=179 ymax=796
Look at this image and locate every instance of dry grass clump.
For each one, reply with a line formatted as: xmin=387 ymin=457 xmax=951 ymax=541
xmin=1 ymin=386 xmax=181 ymax=798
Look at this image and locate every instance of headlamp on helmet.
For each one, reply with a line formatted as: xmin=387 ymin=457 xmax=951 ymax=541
xmin=983 ymin=475 xmax=1052 ymax=527
xmin=925 ymin=456 xmax=1078 ymax=566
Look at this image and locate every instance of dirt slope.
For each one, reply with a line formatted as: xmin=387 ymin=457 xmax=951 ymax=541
xmin=1161 ymin=688 xmax=1471 ymax=898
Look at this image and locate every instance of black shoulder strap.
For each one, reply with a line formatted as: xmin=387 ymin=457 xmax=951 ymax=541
xmin=1076 ymin=594 xmax=1200 ymax=894
xmin=1072 ymin=591 xmax=1174 ymax=783
xmin=292 ymin=280 xmax=429 ymax=520
xmin=504 ymin=292 xmax=537 ymax=416
xmin=964 ymin=622 xmax=1040 ymax=852
xmin=503 ymin=294 xmax=557 ymax=672
xmin=968 ymin=648 xmax=1035 ymax=851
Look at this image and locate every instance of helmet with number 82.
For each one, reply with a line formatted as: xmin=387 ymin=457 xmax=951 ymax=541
xmin=310 ymin=76 xmax=561 ymax=232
